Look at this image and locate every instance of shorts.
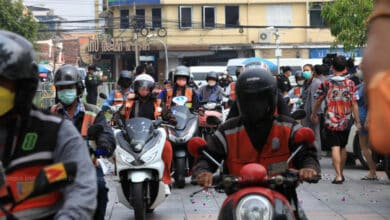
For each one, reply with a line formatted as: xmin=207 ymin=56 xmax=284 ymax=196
xmin=324 ymin=128 xmax=350 ymax=148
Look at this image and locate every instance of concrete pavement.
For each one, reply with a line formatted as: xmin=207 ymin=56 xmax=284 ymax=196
xmin=104 ymin=157 xmax=390 ymax=220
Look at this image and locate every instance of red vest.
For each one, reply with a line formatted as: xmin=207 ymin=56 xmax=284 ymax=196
xmin=224 ymin=120 xmax=294 ymax=177
xmin=165 ymin=87 xmax=193 ymax=108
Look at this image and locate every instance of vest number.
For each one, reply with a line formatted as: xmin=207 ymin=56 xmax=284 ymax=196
xmin=22 ymin=133 xmax=38 ymax=151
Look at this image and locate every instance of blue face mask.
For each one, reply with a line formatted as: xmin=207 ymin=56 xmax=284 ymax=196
xmin=302 ymin=71 xmax=312 ymax=79
xmin=57 ymin=89 xmax=77 ymax=105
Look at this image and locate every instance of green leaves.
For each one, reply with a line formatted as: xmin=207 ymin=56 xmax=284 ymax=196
xmin=322 ymin=0 xmax=374 ymax=53
xmin=0 ymin=0 xmax=38 ymax=43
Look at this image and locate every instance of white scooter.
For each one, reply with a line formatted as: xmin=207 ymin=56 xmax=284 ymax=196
xmin=113 ymin=117 xmax=167 ymax=220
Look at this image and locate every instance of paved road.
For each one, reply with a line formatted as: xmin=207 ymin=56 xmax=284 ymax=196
xmin=104 ymin=157 xmax=390 ymax=220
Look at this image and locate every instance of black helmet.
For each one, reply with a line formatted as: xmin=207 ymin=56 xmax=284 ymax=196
xmin=118 ymin=70 xmax=132 ymax=89
xmin=54 ymin=64 xmax=84 ymax=95
xmin=174 ymin=65 xmax=190 ymax=82
xmin=133 ymin=74 xmax=155 ymax=95
xmin=0 ymin=30 xmax=39 ymax=115
xmin=236 ymin=67 xmax=278 ymax=124
xmin=206 ymin=71 xmax=218 ymax=82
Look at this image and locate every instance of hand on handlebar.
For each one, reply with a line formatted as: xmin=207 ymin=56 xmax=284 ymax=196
xmin=298 ymin=168 xmax=320 ymax=183
xmin=196 ymin=171 xmax=214 ymax=188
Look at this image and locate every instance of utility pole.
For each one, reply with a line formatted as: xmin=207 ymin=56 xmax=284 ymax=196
xmin=133 ymin=1 xmax=139 ymax=67
xmin=94 ymin=0 xmax=99 ymax=32
xmin=274 ymin=29 xmax=281 ymax=74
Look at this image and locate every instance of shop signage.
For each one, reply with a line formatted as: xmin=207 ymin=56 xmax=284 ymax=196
xmin=88 ymin=38 xmax=150 ymax=53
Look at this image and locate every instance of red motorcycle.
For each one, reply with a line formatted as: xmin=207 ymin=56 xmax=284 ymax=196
xmin=188 ymin=127 xmax=320 ymax=220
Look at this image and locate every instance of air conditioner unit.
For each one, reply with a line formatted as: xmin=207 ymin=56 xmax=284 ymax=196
xmin=259 ymin=31 xmax=272 ymax=44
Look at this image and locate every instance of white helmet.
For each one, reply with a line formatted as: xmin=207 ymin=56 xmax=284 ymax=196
xmin=134 ymin=73 xmax=155 ymax=93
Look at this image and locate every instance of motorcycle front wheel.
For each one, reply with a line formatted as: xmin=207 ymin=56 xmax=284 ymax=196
xmin=132 ymin=182 xmax=146 ymax=220
xmin=174 ymin=157 xmax=186 ymax=188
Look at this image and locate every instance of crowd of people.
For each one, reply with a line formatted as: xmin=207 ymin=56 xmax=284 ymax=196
xmin=1 ymin=1 xmax=390 ymax=216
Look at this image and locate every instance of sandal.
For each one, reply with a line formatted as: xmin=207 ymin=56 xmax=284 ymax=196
xmin=361 ymin=176 xmax=378 ymax=181
xmin=332 ymin=179 xmax=343 ymax=184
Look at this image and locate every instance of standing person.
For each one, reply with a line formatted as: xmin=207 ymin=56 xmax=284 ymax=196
xmin=355 ymin=67 xmax=378 ymax=180
xmin=0 ymin=30 xmax=97 ymax=219
xmin=361 ymin=0 xmax=390 ymax=154
xmin=302 ymin=64 xmax=327 ymax=158
xmin=197 ymin=71 xmax=223 ymax=103
xmin=146 ymin=62 xmax=157 ymax=81
xmin=277 ymin=66 xmax=292 ymax=97
xmin=102 ymin=70 xmax=133 ymax=112
xmin=121 ymin=74 xmax=174 ymax=194
xmin=85 ymin=65 xmax=102 ymax=105
xmin=158 ymin=65 xmax=200 ymax=110
xmin=51 ymin=65 xmax=116 ymax=220
xmin=135 ymin=64 xmax=146 ymax=77
xmin=193 ymin=67 xmax=320 ymax=219
xmin=311 ymin=55 xmax=361 ymax=184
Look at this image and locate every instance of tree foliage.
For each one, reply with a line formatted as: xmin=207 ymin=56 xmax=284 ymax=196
xmin=0 ymin=0 xmax=38 ymax=43
xmin=321 ymin=0 xmax=374 ymax=52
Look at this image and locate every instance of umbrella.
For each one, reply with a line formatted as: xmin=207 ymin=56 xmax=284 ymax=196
xmin=38 ymin=64 xmax=50 ymax=73
xmin=242 ymin=57 xmax=277 ymax=70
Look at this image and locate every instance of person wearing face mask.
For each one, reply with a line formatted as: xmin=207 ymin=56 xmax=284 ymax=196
xmin=85 ymin=65 xmax=103 ymax=105
xmin=277 ymin=66 xmax=292 ymax=97
xmin=0 ymin=30 xmax=97 ymax=220
xmin=102 ymin=70 xmax=133 ymax=112
xmin=192 ymin=67 xmax=320 ymax=219
xmin=197 ymin=71 xmax=224 ymax=103
xmin=158 ymin=65 xmax=200 ymax=110
xmin=50 ymin=65 xmax=116 ymax=220
xmin=287 ymin=71 xmax=306 ymax=113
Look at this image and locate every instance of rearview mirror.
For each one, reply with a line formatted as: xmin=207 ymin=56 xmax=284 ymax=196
xmin=206 ymin=116 xmax=221 ymax=126
xmin=291 ymin=109 xmax=306 ymax=120
xmin=99 ymin=93 xmax=107 ymax=100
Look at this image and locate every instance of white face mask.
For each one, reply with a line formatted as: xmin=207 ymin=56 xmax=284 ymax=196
xmin=208 ymin=80 xmax=216 ymax=86
xmin=297 ymin=80 xmax=305 ymax=86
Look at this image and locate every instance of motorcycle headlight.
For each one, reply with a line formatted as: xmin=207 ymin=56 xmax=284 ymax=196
xmin=236 ymin=195 xmax=273 ymax=220
xmin=119 ymin=150 xmax=135 ymax=164
xmin=180 ymin=121 xmax=197 ymax=142
xmin=140 ymin=148 xmax=159 ymax=163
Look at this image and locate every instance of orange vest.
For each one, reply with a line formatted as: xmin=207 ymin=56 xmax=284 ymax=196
xmin=50 ymin=104 xmax=96 ymax=137
xmin=229 ymin=82 xmax=236 ymax=101
xmin=224 ymin=120 xmax=294 ymax=177
xmin=166 ymin=87 xmax=193 ymax=109
xmin=122 ymin=94 xmax=162 ymax=120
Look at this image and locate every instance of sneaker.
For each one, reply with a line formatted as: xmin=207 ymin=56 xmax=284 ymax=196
xmin=164 ymin=184 xmax=171 ymax=196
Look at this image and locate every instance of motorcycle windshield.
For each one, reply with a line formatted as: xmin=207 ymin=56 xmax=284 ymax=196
xmin=125 ymin=117 xmax=154 ymax=145
xmin=171 ymin=106 xmax=190 ymax=130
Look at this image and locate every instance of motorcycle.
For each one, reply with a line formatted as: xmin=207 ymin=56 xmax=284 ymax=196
xmin=188 ymin=113 xmax=320 ymax=220
xmin=198 ymin=100 xmax=224 ymax=140
xmin=0 ymin=162 xmax=76 ymax=220
xmin=113 ymin=117 xmax=168 ymax=220
xmin=163 ymin=96 xmax=199 ymax=188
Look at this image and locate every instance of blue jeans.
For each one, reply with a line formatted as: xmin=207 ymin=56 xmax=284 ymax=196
xmin=94 ymin=166 xmax=108 ymax=220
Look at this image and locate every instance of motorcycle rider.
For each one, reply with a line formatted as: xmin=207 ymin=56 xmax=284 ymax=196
xmin=121 ymin=73 xmax=174 ymax=195
xmin=192 ymin=67 xmax=320 ymax=219
xmin=197 ymin=71 xmax=224 ymax=103
xmin=158 ymin=65 xmax=200 ymax=110
xmin=102 ymin=70 xmax=133 ymax=112
xmin=0 ymin=31 xmax=97 ymax=219
xmin=50 ymin=65 xmax=116 ymax=220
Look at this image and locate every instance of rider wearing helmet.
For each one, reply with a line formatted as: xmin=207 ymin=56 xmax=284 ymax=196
xmin=85 ymin=64 xmax=103 ymax=105
xmin=102 ymin=70 xmax=133 ymax=111
xmin=0 ymin=31 xmax=97 ymax=219
xmin=121 ymin=73 xmax=173 ymax=195
xmin=158 ymin=65 xmax=199 ymax=110
xmin=51 ymin=64 xmax=115 ymax=220
xmin=197 ymin=71 xmax=223 ymax=103
xmin=193 ymin=67 xmax=320 ymax=218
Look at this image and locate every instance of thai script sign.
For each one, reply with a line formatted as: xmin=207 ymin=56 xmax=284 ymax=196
xmin=88 ymin=38 xmax=150 ymax=53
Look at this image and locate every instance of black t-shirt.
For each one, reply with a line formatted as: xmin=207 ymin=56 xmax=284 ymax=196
xmin=130 ymin=99 xmax=155 ymax=120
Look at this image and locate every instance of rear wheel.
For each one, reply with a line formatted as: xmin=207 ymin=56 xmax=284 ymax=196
xmin=132 ymin=183 xmax=146 ymax=220
xmin=174 ymin=158 xmax=186 ymax=188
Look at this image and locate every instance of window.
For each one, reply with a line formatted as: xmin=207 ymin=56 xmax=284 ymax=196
xmin=203 ymin=6 xmax=215 ymax=28
xmin=266 ymin=5 xmax=292 ymax=26
xmin=120 ymin=10 xmax=129 ymax=29
xmin=152 ymin=8 xmax=162 ymax=28
xmin=179 ymin=6 xmax=192 ymax=28
xmin=225 ymin=6 xmax=239 ymax=27
xmin=136 ymin=9 xmax=145 ymax=29
xmin=310 ymin=3 xmax=327 ymax=27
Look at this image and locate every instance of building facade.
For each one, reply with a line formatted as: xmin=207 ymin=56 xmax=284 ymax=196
xmin=92 ymin=0 xmax=342 ymax=81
